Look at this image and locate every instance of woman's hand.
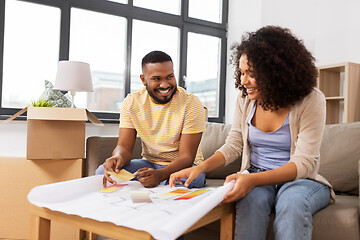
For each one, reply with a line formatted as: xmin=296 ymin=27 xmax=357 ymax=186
xmin=222 ymin=173 xmax=256 ymax=203
xmin=169 ymin=165 xmax=204 ymax=187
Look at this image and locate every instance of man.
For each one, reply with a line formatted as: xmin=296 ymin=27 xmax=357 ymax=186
xmin=96 ymin=50 xmax=206 ymax=188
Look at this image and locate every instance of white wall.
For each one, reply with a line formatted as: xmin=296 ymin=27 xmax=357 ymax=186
xmin=1 ymin=0 xmax=360 ymax=155
xmin=260 ymin=0 xmax=360 ymax=67
xmin=224 ymin=0 xmax=360 ymax=124
xmin=225 ymin=0 xmax=262 ymax=124
xmin=0 ymin=120 xmax=119 ymax=157
xmin=0 ymin=120 xmax=27 ymax=156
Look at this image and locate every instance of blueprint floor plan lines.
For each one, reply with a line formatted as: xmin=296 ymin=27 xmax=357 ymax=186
xmin=28 ymin=175 xmax=235 ymax=240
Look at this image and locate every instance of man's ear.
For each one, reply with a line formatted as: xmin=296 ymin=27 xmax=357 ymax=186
xmin=140 ymin=74 xmax=146 ymax=86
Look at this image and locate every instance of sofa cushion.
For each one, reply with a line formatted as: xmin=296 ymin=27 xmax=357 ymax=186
xmin=85 ymin=136 xmax=142 ymax=176
xmin=204 ymin=178 xmax=225 ymax=188
xmin=319 ymin=122 xmax=360 ymax=195
xmin=311 ymin=195 xmax=359 ymax=240
xmin=201 ymin=122 xmax=241 ymax=179
xmin=265 ymin=195 xmax=359 ymax=240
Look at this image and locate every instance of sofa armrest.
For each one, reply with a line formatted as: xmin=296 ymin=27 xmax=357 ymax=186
xmin=85 ymin=136 xmax=142 ymax=176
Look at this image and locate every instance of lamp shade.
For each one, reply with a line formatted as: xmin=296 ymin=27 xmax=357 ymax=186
xmin=54 ymin=61 xmax=93 ymax=92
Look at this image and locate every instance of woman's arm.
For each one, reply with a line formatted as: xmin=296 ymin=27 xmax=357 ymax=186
xmin=222 ymin=162 xmax=297 ymax=203
xmin=223 ymin=90 xmax=326 ymax=203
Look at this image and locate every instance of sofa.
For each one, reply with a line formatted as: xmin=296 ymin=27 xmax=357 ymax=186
xmin=85 ymin=121 xmax=360 ymax=240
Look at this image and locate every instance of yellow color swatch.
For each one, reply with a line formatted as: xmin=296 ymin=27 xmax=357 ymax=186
xmin=97 ymin=184 xmax=127 ymax=193
xmin=107 ymin=169 xmax=134 ymax=182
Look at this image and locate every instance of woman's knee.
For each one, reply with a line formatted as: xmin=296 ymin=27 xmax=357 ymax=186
xmin=275 ymin=179 xmax=330 ymax=214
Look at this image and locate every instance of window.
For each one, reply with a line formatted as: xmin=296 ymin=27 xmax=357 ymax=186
xmin=189 ymin=0 xmax=223 ymax=23
xmin=0 ymin=0 xmax=228 ymax=123
xmin=131 ymin=20 xmax=180 ymax=93
xmin=186 ymin=32 xmax=221 ymax=117
xmin=69 ymin=8 xmax=127 ymax=112
xmin=1 ymin=0 xmax=60 ymax=108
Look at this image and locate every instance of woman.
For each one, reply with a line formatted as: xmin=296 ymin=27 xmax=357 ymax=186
xmin=169 ymin=26 xmax=334 ymax=240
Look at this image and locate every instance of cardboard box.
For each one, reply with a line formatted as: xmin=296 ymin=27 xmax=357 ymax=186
xmin=5 ymin=106 xmax=103 ymax=160
xmin=0 ymin=157 xmax=83 ymax=240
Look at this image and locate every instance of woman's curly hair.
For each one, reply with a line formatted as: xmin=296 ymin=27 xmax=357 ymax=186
xmin=230 ymin=26 xmax=318 ymax=111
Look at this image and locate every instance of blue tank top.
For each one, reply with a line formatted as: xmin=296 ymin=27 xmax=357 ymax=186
xmin=247 ymin=104 xmax=291 ymax=170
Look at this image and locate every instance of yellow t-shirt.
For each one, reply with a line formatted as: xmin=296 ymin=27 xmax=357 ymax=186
xmin=120 ymin=86 xmax=206 ymax=165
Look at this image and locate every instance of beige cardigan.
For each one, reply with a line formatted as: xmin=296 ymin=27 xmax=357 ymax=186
xmin=218 ymin=88 xmax=335 ymax=200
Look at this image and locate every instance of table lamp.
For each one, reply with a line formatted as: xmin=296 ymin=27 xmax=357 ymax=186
xmin=54 ymin=61 xmax=93 ymax=108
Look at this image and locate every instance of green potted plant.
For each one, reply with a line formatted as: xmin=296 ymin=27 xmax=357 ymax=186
xmin=31 ymin=98 xmax=55 ymax=107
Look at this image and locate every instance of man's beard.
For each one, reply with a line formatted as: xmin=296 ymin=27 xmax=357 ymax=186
xmin=146 ymin=84 xmax=177 ymax=104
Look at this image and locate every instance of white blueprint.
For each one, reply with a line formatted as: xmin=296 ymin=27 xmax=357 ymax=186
xmin=27 ymin=175 xmax=235 ymax=240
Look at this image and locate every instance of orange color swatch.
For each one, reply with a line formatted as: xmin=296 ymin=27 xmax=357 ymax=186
xmin=174 ymin=189 xmax=209 ymax=200
xmin=153 ymin=189 xmax=191 ymax=199
xmin=167 ymin=189 xmax=191 ymax=195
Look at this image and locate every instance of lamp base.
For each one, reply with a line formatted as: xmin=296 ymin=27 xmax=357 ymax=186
xmin=70 ymin=90 xmax=76 ymax=108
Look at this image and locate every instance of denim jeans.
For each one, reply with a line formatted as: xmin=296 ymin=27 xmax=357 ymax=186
xmin=95 ymin=159 xmax=206 ymax=188
xmin=235 ymin=166 xmax=330 ymax=240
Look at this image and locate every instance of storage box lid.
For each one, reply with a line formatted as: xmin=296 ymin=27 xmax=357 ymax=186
xmin=27 ymin=106 xmax=87 ymax=121
xmin=3 ymin=106 xmax=103 ymax=126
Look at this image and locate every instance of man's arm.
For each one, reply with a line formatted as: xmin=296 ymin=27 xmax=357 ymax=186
xmin=135 ymin=132 xmax=202 ymax=187
xmin=160 ymin=132 xmax=202 ymax=178
xmin=103 ymin=128 xmax=137 ymax=186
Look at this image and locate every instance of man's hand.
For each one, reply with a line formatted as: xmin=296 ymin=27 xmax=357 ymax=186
xmin=102 ymin=155 xmax=126 ymax=187
xmin=102 ymin=128 xmax=137 ymax=187
xmin=134 ymin=168 xmax=163 ymax=188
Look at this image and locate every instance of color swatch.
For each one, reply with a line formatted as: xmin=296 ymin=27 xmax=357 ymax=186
xmin=174 ymin=189 xmax=209 ymax=200
xmin=97 ymin=184 xmax=127 ymax=193
xmin=130 ymin=190 xmax=152 ymax=203
xmin=153 ymin=189 xmax=191 ymax=199
xmin=107 ymin=169 xmax=134 ymax=182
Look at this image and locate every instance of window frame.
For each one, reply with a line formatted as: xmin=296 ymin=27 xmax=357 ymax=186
xmin=0 ymin=0 xmax=228 ymax=123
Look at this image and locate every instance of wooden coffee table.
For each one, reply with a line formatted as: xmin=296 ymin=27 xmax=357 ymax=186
xmin=30 ymin=202 xmax=235 ymax=240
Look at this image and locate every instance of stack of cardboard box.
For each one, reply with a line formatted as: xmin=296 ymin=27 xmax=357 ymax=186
xmin=0 ymin=107 xmax=102 ymax=240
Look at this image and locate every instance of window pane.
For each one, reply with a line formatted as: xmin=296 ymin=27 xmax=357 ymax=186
xmin=2 ymin=0 xmax=60 ymax=108
xmin=188 ymin=0 xmax=222 ymax=23
xmin=133 ymin=0 xmax=180 ymax=15
xmin=70 ymin=8 xmax=127 ymax=113
xmin=186 ymin=33 xmax=221 ymax=117
xmin=131 ymin=20 xmax=179 ymax=92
